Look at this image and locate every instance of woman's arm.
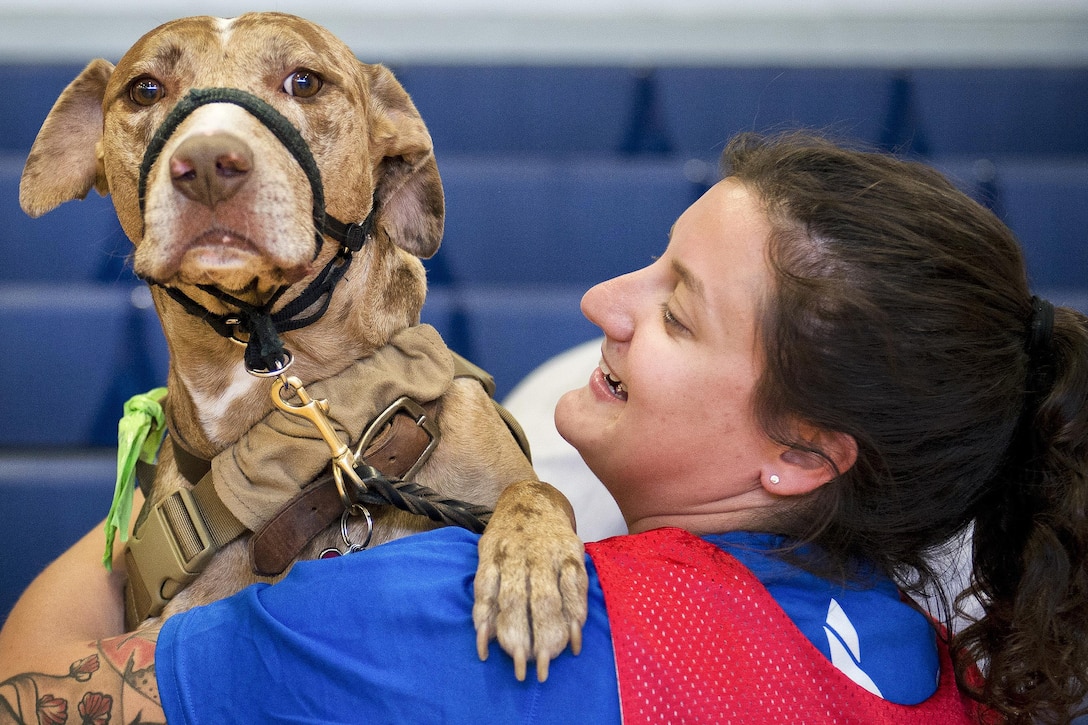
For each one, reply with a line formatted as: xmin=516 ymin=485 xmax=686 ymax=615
xmin=0 ymin=492 xmax=167 ymax=724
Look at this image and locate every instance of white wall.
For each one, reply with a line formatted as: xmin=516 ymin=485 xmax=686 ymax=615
xmin=0 ymin=0 xmax=1085 ymax=65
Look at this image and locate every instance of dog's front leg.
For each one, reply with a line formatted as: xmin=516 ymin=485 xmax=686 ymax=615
xmin=473 ymin=480 xmax=588 ymax=682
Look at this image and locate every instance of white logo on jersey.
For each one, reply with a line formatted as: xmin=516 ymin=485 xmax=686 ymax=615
xmin=823 ymin=598 xmax=884 ymax=697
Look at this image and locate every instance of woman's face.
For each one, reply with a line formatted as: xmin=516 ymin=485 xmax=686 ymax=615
xmin=555 ymin=178 xmax=784 ymax=534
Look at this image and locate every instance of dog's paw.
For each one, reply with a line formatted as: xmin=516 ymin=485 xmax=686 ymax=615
xmin=472 ymin=480 xmax=588 ymax=682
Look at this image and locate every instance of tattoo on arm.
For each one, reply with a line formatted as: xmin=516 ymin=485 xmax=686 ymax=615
xmin=0 ymin=625 xmax=166 ymax=725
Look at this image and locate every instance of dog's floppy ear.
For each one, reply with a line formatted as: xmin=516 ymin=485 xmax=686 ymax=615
xmin=363 ymin=63 xmax=443 ymax=260
xmin=20 ymin=59 xmax=114 ymax=218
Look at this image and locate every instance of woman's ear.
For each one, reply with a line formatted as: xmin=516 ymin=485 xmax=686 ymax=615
xmin=762 ymin=428 xmax=857 ymax=496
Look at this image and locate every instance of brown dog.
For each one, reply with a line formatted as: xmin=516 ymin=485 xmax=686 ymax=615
xmin=19 ymin=12 xmax=585 ymax=682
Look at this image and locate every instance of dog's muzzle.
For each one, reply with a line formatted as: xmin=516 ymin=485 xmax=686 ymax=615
xmin=136 ymin=87 xmax=376 ymax=375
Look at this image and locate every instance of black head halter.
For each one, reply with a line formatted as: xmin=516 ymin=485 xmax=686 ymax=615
xmin=138 ymin=87 xmax=375 ymax=375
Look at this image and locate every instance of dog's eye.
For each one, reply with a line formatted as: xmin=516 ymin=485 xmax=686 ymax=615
xmin=283 ymin=69 xmax=323 ymax=98
xmin=129 ymin=76 xmax=165 ymax=106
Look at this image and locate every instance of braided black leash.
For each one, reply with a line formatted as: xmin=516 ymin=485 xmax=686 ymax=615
xmin=337 ymin=463 xmax=492 ymax=534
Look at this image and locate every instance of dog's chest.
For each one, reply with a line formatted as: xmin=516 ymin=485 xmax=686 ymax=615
xmin=179 ymin=363 xmax=266 ymax=443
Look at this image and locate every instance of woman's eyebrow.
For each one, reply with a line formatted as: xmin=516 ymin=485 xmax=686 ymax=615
xmin=671 ymin=259 xmax=705 ymax=303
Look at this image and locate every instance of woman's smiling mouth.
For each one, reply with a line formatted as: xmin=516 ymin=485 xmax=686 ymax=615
xmin=600 ymin=360 xmax=628 ymax=401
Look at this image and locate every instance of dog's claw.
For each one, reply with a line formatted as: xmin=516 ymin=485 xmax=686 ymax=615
xmin=476 ymin=626 xmax=491 ymax=662
xmin=474 ymin=480 xmax=588 ymax=682
xmin=514 ymin=650 xmax=528 ymax=683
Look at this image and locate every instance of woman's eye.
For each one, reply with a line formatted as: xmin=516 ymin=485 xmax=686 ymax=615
xmin=661 ymin=304 xmax=689 ymax=333
xmin=129 ymin=76 xmax=165 ymax=106
xmin=283 ymin=69 xmax=323 ymax=98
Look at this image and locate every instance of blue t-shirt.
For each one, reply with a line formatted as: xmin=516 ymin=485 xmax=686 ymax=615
xmin=157 ymin=527 xmax=937 ymax=724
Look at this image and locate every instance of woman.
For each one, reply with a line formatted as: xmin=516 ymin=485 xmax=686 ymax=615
xmin=2 ymin=132 xmax=1086 ymax=724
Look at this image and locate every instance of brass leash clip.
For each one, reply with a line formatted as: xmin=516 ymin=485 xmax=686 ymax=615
xmin=270 ymin=374 xmax=376 ymax=510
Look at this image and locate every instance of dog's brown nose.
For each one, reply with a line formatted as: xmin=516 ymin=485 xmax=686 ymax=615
xmin=169 ymin=132 xmax=254 ymax=208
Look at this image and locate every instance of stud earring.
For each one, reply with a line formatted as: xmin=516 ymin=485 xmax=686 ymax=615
xmin=769 ymin=475 xmax=780 ymax=485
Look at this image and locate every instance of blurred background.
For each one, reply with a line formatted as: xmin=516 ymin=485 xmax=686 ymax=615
xmin=1 ymin=0 xmax=1086 ymax=620
xmin=1 ymin=0 xmax=1086 ymax=65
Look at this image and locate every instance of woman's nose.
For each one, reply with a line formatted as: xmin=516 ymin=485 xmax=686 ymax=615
xmin=581 ymin=272 xmax=638 ymax=342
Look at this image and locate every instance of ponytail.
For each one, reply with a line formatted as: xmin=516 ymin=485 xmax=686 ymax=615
xmin=957 ymin=303 xmax=1088 ymax=723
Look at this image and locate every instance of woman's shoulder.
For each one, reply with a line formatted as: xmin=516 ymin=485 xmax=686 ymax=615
xmin=707 ymin=530 xmax=941 ymax=706
xmin=587 ymin=528 xmax=938 ymax=705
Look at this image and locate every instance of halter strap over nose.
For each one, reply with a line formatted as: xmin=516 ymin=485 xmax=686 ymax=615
xmin=138 ymin=86 xmax=332 ymax=256
xmin=137 ymin=87 xmax=376 ymax=375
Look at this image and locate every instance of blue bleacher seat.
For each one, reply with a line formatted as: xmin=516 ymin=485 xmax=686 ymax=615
xmin=422 ymin=284 xmax=599 ymax=401
xmin=655 ymin=67 xmax=900 ymax=158
xmin=0 ymin=63 xmax=85 ymax=154
xmin=0 ymin=154 xmax=135 ymax=283
xmin=0 ymin=284 xmax=167 ymax=447
xmin=651 ymin=67 xmax=1088 ymax=159
xmin=394 ymin=65 xmax=641 ymax=156
xmin=930 ymin=156 xmax=1088 ymax=289
xmin=3 ymin=63 xmax=1087 ymax=160
xmin=997 ymin=159 xmax=1088 ymax=290
xmin=429 ymin=154 xmax=703 ymax=287
xmin=0 ymin=450 xmax=117 ymax=624
xmin=908 ymin=68 xmax=1088 ymax=156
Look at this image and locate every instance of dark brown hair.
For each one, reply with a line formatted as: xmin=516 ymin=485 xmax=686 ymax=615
xmin=724 ymin=132 xmax=1088 ymax=723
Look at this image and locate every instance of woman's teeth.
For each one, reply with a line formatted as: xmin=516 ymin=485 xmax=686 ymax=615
xmin=600 ymin=361 xmax=628 ymax=400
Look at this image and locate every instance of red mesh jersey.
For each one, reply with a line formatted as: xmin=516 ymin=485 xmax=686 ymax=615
xmin=587 ymin=527 xmax=982 ymax=724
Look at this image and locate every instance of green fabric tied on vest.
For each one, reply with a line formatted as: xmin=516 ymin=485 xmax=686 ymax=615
xmin=103 ymin=387 xmax=168 ymax=570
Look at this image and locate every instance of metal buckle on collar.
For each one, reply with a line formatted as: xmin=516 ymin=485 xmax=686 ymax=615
xmin=355 ymin=396 xmax=440 ymax=482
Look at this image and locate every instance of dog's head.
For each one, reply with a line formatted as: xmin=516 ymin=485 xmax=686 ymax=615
xmin=20 ymin=11 xmax=441 ymax=319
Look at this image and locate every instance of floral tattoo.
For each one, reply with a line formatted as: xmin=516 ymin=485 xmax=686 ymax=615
xmin=0 ymin=627 xmax=164 ymax=725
